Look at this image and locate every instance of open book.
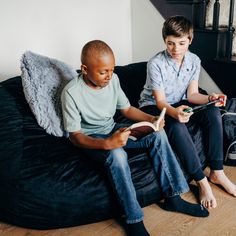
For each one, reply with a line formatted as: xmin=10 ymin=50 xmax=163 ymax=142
xmin=127 ymin=108 xmax=166 ymax=141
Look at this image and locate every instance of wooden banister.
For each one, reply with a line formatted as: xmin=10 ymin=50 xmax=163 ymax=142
xmin=226 ymin=0 xmax=235 ymax=58
xmin=212 ymin=0 xmax=220 ymax=30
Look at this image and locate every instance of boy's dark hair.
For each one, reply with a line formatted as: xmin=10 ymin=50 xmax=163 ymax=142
xmin=81 ymin=40 xmax=114 ymax=65
xmin=162 ymin=15 xmax=193 ymax=40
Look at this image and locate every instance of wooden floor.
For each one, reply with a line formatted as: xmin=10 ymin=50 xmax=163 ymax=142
xmin=0 ymin=166 xmax=236 ymax=236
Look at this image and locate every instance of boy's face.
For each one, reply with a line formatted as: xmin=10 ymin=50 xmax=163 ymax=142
xmin=81 ymin=52 xmax=115 ymax=89
xmin=164 ymin=35 xmax=192 ymax=64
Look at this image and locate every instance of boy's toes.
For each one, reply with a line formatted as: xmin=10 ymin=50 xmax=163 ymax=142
xmin=201 ymin=198 xmax=217 ymax=209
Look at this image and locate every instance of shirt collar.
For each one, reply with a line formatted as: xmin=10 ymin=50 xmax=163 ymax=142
xmin=164 ymin=50 xmax=191 ymax=72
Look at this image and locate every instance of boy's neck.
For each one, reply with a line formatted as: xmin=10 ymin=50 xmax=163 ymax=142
xmin=165 ymin=50 xmax=185 ymax=66
xmin=173 ymin=56 xmax=184 ymax=66
xmin=82 ymin=75 xmax=102 ymax=90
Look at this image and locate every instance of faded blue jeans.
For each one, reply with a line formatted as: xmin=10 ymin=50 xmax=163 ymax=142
xmin=91 ymin=125 xmax=189 ymax=224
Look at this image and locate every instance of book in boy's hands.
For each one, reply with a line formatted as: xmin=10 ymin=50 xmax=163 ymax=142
xmin=127 ymin=108 xmax=166 ymax=141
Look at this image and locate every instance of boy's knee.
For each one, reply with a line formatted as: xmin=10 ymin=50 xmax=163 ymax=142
xmin=106 ymin=148 xmax=128 ymax=168
xmin=156 ymin=129 xmax=168 ymax=139
xmin=205 ymin=106 xmax=222 ymax=125
xmin=166 ymin=120 xmax=186 ymax=134
xmin=150 ymin=129 xmax=169 ymax=144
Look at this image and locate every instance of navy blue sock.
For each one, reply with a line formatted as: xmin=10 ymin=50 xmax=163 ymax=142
xmin=127 ymin=221 xmax=150 ymax=236
xmin=163 ymin=195 xmax=209 ymax=217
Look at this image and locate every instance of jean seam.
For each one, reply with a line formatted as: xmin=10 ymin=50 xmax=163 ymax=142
xmin=126 ymin=217 xmax=144 ymax=224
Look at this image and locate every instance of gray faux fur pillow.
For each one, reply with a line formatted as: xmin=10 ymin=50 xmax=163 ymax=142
xmin=21 ymin=51 xmax=77 ymax=137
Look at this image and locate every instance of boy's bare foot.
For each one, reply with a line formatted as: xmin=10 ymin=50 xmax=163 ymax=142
xmin=197 ymin=177 xmax=217 ymax=209
xmin=209 ymin=170 xmax=236 ymax=197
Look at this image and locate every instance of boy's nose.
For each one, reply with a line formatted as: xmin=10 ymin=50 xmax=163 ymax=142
xmin=173 ymin=45 xmax=179 ymax=51
xmin=107 ymin=71 xmax=113 ymax=79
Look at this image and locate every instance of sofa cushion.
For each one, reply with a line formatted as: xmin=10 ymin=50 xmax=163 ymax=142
xmin=115 ymin=62 xmax=147 ymax=108
xmin=0 ymin=76 xmax=161 ymax=229
xmin=0 ymin=61 xmax=208 ymax=229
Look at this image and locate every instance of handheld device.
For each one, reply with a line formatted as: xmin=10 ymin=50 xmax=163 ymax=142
xmin=183 ymin=97 xmax=225 ymax=113
xmin=183 ymin=107 xmax=193 ymax=113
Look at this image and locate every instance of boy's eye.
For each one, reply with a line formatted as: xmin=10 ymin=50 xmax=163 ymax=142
xmin=99 ymin=69 xmax=114 ymax=75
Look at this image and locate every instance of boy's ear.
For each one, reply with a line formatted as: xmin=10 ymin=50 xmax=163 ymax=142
xmin=189 ymin=37 xmax=193 ymax=45
xmin=81 ymin=64 xmax=87 ymax=75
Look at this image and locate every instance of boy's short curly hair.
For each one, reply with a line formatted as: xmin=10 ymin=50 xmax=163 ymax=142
xmin=81 ymin=40 xmax=114 ymax=65
xmin=162 ymin=15 xmax=194 ymax=40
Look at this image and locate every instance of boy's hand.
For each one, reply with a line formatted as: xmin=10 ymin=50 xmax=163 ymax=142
xmin=152 ymin=115 xmax=165 ymax=130
xmin=176 ymin=105 xmax=193 ymax=123
xmin=106 ymin=128 xmax=131 ymax=149
xmin=158 ymin=119 xmax=165 ymax=130
xmin=209 ymin=93 xmax=227 ymax=107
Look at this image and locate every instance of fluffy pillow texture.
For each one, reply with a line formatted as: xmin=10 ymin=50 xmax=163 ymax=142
xmin=21 ymin=51 xmax=77 ymax=137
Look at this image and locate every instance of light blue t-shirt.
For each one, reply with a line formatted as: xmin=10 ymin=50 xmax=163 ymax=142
xmin=61 ymin=73 xmax=130 ymax=135
xmin=139 ymin=50 xmax=201 ymax=107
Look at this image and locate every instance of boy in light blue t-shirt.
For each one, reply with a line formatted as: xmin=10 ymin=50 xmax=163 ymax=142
xmin=139 ymin=16 xmax=236 ymax=210
xmin=61 ymin=40 xmax=209 ymax=236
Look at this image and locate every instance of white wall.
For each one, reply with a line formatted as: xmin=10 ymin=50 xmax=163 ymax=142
xmin=0 ymin=0 xmax=132 ymax=81
xmin=131 ymin=0 xmax=165 ymax=62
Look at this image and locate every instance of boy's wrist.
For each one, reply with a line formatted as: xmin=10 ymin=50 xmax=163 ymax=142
xmin=208 ymin=95 xmax=212 ymax=102
xmin=103 ymin=138 xmax=111 ymax=150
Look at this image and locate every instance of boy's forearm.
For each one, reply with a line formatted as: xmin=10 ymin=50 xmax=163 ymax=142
xmin=69 ymin=132 xmax=110 ymax=150
xmin=187 ymin=93 xmax=208 ymax=105
xmin=156 ymin=101 xmax=177 ymax=119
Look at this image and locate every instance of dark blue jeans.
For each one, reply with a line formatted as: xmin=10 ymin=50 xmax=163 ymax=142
xmin=88 ymin=126 xmax=189 ymax=224
xmin=141 ymin=101 xmax=224 ymax=182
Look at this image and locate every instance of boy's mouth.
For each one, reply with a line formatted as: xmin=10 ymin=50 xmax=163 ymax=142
xmin=102 ymin=81 xmax=110 ymax=86
xmin=172 ymin=53 xmax=180 ymax=57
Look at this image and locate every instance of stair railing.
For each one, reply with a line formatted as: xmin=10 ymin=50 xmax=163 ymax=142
xmin=212 ymin=0 xmax=220 ymax=30
xmin=211 ymin=0 xmax=235 ymax=58
xmin=226 ymin=0 xmax=235 ymax=58
xmin=198 ymin=0 xmax=208 ymax=28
